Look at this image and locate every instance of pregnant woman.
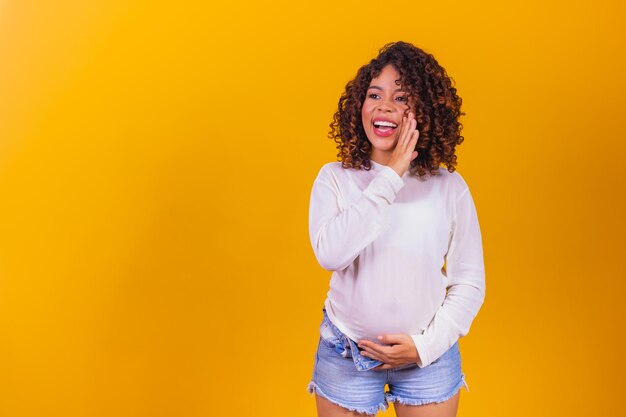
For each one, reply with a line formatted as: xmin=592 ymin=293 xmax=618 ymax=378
xmin=306 ymin=41 xmax=486 ymax=417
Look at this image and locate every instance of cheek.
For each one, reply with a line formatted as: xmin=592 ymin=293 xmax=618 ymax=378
xmin=361 ymin=104 xmax=373 ymax=122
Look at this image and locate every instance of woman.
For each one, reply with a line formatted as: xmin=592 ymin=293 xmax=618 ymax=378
xmin=306 ymin=41 xmax=486 ymax=417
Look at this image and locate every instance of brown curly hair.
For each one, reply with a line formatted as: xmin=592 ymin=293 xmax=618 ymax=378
xmin=329 ymin=41 xmax=465 ymax=179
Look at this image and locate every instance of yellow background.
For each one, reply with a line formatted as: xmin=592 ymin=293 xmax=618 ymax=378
xmin=1 ymin=1 xmax=625 ymax=416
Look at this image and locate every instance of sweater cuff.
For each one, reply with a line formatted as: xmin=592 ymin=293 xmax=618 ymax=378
xmin=378 ymin=166 xmax=405 ymax=193
xmin=410 ymin=334 xmax=430 ymax=368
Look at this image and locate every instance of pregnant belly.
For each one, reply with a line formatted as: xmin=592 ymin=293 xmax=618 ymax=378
xmin=327 ymin=262 xmax=447 ymax=342
xmin=353 ymin=302 xmax=429 ymax=341
xmin=328 ymin=293 xmax=442 ymax=344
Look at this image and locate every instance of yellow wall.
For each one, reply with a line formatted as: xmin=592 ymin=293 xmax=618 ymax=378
xmin=1 ymin=1 xmax=624 ymax=416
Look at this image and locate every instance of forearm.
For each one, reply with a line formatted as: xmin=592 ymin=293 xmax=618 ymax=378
xmin=309 ymin=165 xmax=404 ymax=271
xmin=411 ymin=278 xmax=485 ymax=367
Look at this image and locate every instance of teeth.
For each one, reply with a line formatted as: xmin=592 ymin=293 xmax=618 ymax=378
xmin=374 ymin=121 xmax=397 ymax=128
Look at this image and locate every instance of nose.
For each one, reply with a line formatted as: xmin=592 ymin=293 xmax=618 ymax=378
xmin=376 ymin=96 xmax=397 ymax=113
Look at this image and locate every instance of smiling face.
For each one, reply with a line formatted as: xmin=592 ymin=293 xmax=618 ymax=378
xmin=361 ymin=64 xmax=414 ymax=165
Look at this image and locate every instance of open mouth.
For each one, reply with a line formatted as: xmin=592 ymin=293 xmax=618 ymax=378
xmin=372 ymin=120 xmax=398 ymax=137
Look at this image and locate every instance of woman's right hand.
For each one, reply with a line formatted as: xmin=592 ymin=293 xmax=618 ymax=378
xmin=388 ymin=112 xmax=419 ymax=178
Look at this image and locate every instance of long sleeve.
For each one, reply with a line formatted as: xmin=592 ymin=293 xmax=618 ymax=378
xmin=410 ymin=187 xmax=486 ymax=367
xmin=308 ymin=164 xmax=405 ymax=271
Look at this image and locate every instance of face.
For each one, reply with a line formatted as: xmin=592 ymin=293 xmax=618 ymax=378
xmin=361 ymin=64 xmax=413 ymax=164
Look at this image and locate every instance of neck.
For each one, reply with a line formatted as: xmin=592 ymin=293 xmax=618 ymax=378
xmin=369 ymin=151 xmax=391 ymax=166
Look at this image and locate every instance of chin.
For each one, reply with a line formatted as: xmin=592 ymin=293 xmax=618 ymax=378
xmin=371 ymin=139 xmax=398 ymax=150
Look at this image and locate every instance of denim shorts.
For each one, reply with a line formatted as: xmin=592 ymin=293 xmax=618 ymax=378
xmin=306 ymin=308 xmax=469 ymax=415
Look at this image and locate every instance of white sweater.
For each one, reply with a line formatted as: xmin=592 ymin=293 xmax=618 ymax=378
xmin=308 ymin=159 xmax=486 ymax=368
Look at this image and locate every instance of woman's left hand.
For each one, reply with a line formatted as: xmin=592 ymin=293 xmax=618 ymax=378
xmin=357 ymin=334 xmax=420 ymax=370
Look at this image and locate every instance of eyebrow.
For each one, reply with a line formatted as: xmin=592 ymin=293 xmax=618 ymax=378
xmin=367 ymin=86 xmax=405 ymax=92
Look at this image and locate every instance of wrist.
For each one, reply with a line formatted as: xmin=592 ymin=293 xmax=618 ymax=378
xmin=389 ymin=165 xmax=404 ymax=178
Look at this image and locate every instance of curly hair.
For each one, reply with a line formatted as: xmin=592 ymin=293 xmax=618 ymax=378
xmin=328 ymin=41 xmax=465 ymax=179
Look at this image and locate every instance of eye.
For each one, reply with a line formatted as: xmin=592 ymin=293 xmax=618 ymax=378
xmin=396 ymin=96 xmax=407 ymax=102
xmin=367 ymin=93 xmax=380 ymax=99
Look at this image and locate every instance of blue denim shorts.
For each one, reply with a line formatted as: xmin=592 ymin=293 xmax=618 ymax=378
xmin=306 ymin=308 xmax=469 ymax=415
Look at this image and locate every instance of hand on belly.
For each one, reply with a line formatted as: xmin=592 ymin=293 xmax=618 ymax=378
xmin=357 ymin=333 xmax=421 ymax=370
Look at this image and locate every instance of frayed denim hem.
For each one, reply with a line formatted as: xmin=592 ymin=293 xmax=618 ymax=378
xmin=307 ymin=381 xmax=388 ymax=415
xmin=384 ymin=374 xmax=469 ymax=407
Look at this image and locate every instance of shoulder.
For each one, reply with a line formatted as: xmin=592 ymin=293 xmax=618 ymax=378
xmin=324 ymin=161 xmax=349 ymax=173
xmin=319 ymin=161 xmax=343 ymax=173
xmin=433 ymin=166 xmax=470 ymax=198
xmin=315 ymin=161 xmax=351 ymax=181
